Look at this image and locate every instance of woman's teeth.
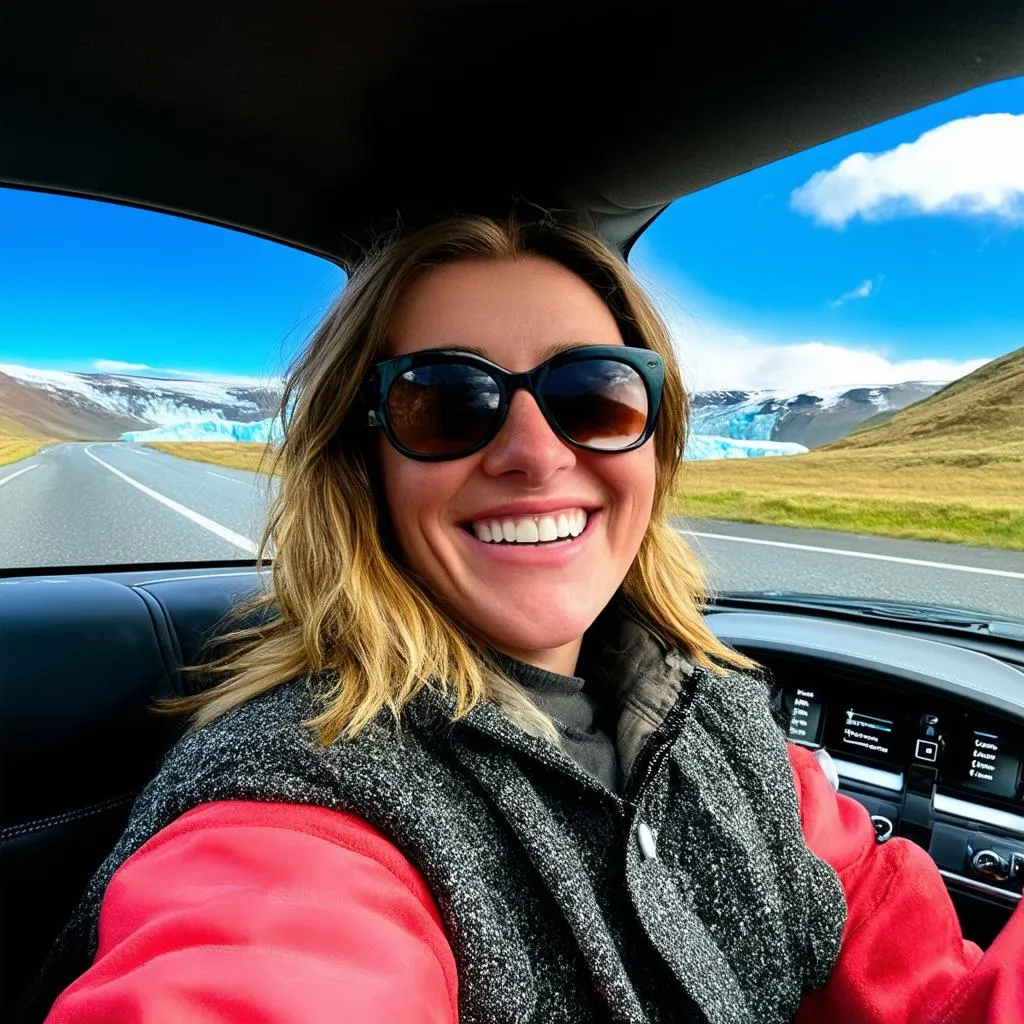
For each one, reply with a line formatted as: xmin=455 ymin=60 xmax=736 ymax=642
xmin=471 ymin=510 xmax=588 ymax=544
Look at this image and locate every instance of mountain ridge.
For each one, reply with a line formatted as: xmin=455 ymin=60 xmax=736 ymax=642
xmin=0 ymin=365 xmax=281 ymax=441
xmin=824 ymin=346 xmax=1023 ymax=461
xmin=689 ymin=381 xmax=943 ymax=450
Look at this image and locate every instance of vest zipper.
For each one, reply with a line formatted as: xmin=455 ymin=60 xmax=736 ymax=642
xmin=621 ymin=695 xmax=693 ymax=810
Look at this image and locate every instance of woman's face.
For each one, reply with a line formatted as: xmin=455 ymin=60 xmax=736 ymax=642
xmin=377 ymin=256 xmax=657 ymax=670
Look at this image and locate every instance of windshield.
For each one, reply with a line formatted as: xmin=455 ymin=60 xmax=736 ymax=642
xmin=1 ymin=83 xmax=1021 ymax=626
xmin=634 ymin=77 xmax=1023 ymax=624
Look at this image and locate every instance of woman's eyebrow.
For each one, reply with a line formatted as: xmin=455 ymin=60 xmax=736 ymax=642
xmin=442 ymin=341 xmax=592 ymax=360
xmin=539 ymin=341 xmax=594 ymax=360
xmin=443 ymin=344 xmax=487 ymax=356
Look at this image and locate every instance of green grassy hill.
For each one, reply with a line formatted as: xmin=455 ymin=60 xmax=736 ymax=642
xmin=829 ymin=346 xmax=1023 ymax=465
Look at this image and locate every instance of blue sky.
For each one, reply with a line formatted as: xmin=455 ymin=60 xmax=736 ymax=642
xmin=0 ymin=193 xmax=343 ymax=382
xmin=1 ymin=76 xmax=1021 ymax=391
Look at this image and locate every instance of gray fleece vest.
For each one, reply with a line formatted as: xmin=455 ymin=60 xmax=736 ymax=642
xmin=29 ymin=618 xmax=846 ymax=1023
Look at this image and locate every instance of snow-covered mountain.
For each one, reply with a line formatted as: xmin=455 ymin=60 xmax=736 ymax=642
xmin=688 ymin=381 xmax=943 ymax=453
xmin=0 ymin=364 xmax=281 ymax=440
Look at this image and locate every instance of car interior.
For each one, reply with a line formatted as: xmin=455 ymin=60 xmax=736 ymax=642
xmin=2 ymin=1 xmax=1023 ymax=1017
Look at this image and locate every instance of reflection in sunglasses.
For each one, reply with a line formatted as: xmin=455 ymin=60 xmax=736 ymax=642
xmin=548 ymin=391 xmax=647 ymax=447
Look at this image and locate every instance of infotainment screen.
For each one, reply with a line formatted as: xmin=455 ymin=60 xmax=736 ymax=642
xmin=821 ymin=699 xmax=907 ymax=765
xmin=946 ymin=726 xmax=1022 ymax=801
xmin=838 ymin=705 xmax=898 ymax=758
xmin=781 ymin=687 xmax=825 ymax=745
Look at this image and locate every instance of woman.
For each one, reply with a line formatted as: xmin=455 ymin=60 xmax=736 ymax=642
xmin=37 ymin=217 xmax=1023 ymax=1022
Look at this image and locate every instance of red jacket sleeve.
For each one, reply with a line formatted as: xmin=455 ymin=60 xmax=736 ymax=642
xmin=44 ymin=801 xmax=458 ymax=1024
xmin=790 ymin=743 xmax=1024 ymax=1024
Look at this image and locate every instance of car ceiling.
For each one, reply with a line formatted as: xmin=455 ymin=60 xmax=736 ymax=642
xmin=2 ymin=0 xmax=1023 ymax=268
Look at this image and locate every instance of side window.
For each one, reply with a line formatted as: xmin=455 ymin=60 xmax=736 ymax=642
xmin=0 ymin=187 xmax=344 ymax=572
xmin=634 ymin=78 xmax=1023 ymax=623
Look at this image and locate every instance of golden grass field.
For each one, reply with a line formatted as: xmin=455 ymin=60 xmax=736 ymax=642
xmin=674 ymin=455 xmax=1023 ymax=550
xmin=0 ymin=437 xmax=52 ymax=467
xmin=146 ymin=441 xmax=281 ymax=474
xmin=0 ymin=417 xmax=54 ymax=467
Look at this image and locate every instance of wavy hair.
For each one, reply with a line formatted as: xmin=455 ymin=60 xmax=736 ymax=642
xmin=172 ymin=216 xmax=754 ymax=743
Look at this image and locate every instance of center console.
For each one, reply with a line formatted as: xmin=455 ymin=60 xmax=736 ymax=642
xmin=705 ymin=609 xmax=1024 ymax=944
xmin=781 ymin=678 xmax=1024 ymax=898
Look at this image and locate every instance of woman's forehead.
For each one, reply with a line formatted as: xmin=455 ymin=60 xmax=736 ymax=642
xmin=387 ymin=256 xmax=624 ymax=368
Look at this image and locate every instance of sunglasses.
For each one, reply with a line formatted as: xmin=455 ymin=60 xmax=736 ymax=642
xmin=363 ymin=345 xmax=664 ymax=461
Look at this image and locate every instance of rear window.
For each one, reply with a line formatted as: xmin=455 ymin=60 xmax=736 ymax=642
xmin=0 ymin=188 xmax=342 ymax=571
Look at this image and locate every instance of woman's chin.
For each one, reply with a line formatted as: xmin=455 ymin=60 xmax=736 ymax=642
xmin=466 ymin=604 xmax=600 ymax=662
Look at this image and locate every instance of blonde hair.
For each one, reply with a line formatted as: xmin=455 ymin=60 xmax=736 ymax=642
xmin=174 ymin=216 xmax=754 ymax=743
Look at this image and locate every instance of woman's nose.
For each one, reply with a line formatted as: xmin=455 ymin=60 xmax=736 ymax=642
xmin=479 ymin=389 xmax=576 ymax=481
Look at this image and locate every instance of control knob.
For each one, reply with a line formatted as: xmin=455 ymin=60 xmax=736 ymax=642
xmin=870 ymin=815 xmax=894 ymax=843
xmin=970 ymin=849 xmax=1011 ymax=883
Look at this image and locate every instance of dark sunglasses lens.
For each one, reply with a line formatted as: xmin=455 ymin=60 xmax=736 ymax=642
xmin=543 ymin=358 xmax=650 ymax=450
xmin=386 ymin=363 xmax=502 ymax=455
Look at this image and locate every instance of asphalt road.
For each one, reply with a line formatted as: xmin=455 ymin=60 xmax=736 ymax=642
xmin=2 ymin=442 xmax=1022 ymax=622
xmin=0 ymin=442 xmax=275 ymax=568
xmin=676 ymin=518 xmax=1024 ymax=622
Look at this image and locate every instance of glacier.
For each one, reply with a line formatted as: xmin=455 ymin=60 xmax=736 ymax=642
xmin=690 ymin=400 xmax=783 ymax=441
xmin=120 ymin=417 xmax=283 ymax=443
xmin=684 ymin=434 xmax=808 ymax=460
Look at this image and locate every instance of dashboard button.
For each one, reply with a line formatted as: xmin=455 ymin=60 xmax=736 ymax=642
xmin=915 ymin=739 xmax=938 ymax=762
xmin=1011 ymin=852 xmax=1024 ymax=881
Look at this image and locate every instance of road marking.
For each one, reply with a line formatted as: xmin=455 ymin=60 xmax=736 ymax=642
xmin=83 ymin=446 xmax=258 ymax=554
xmin=0 ymin=463 xmax=39 ymax=487
xmin=207 ymin=471 xmax=243 ymax=483
xmin=680 ymin=529 xmax=1024 ymax=581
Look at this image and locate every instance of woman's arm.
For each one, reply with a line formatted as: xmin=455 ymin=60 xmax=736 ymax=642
xmin=45 ymin=801 xmax=458 ymax=1024
xmin=790 ymin=743 xmax=1024 ymax=1024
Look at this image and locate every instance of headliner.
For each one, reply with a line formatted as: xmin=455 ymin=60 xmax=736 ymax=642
xmin=2 ymin=0 xmax=1023 ymax=267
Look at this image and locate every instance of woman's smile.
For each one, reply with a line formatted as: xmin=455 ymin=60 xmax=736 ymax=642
xmin=458 ymin=506 xmax=602 ymax=566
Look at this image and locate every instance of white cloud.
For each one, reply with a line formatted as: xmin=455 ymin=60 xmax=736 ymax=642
xmin=791 ymin=113 xmax=1024 ymax=228
xmin=91 ymin=358 xmax=281 ymax=388
xmin=158 ymin=367 xmax=284 ymax=388
xmin=660 ymin=310 xmax=988 ymax=393
xmin=93 ymin=359 xmax=150 ymax=372
xmin=829 ymin=279 xmax=874 ymax=307
xmin=620 ymin=258 xmax=993 ymax=394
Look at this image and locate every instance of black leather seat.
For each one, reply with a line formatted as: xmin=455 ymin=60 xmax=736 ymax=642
xmin=0 ymin=569 xmax=266 ymax=1017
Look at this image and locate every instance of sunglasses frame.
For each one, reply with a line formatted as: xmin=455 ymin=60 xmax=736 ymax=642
xmin=364 ymin=345 xmax=665 ymax=462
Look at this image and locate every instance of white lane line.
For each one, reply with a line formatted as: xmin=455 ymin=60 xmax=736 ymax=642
xmin=207 ymin=471 xmax=243 ymax=483
xmin=83 ymin=446 xmax=258 ymax=554
xmin=680 ymin=529 xmax=1024 ymax=581
xmin=0 ymin=463 xmax=39 ymax=487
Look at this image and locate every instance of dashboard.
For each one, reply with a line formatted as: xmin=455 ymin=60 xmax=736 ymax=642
xmin=706 ymin=609 xmax=1024 ymax=945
